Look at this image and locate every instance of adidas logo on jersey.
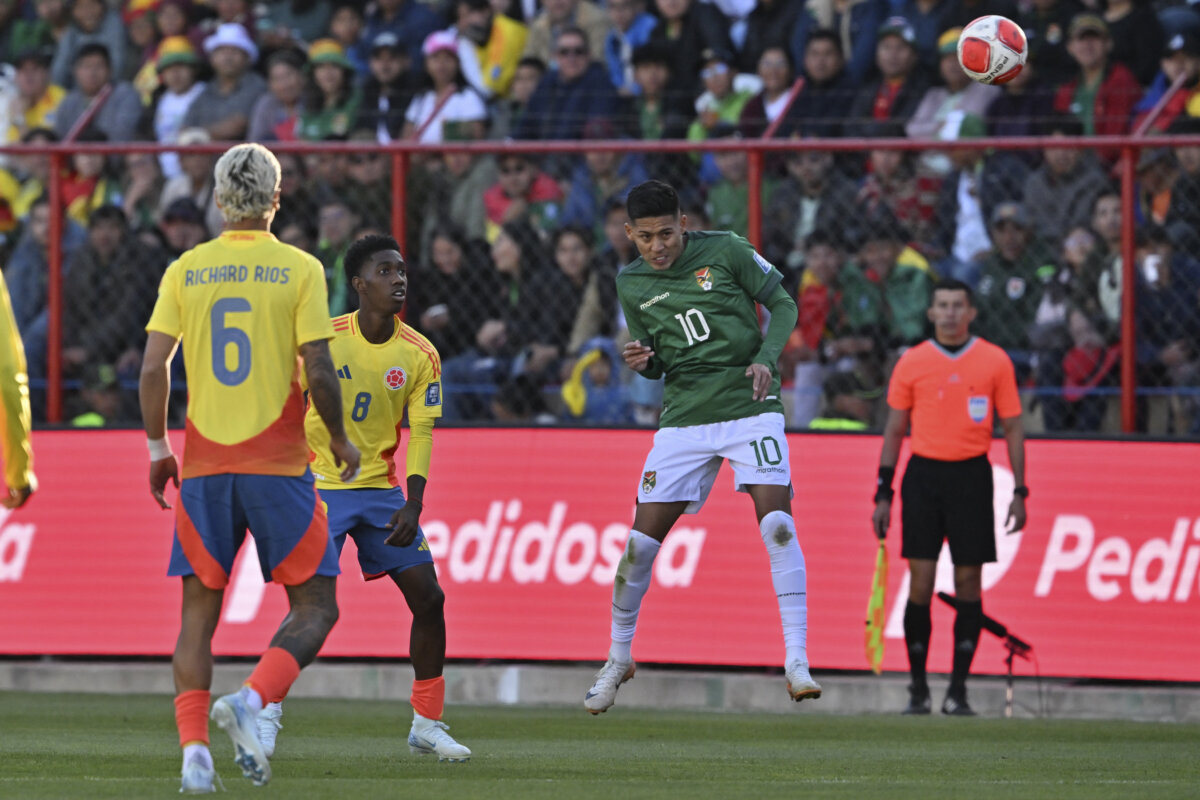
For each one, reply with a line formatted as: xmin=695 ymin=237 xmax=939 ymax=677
xmin=336 ymin=365 xmax=352 ymax=380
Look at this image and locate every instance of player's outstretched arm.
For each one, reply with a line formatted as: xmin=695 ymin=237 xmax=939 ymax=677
xmin=300 ymin=338 xmax=361 ymax=482
xmin=138 ymin=331 xmax=181 ymax=509
xmin=872 ymin=406 xmax=910 ymax=540
xmin=1000 ymin=414 xmax=1026 ymax=533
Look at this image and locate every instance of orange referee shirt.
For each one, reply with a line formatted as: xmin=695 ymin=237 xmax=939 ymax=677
xmin=887 ymin=337 xmax=1021 ymax=461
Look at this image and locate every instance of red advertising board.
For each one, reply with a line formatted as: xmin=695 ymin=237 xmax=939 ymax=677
xmin=0 ymin=430 xmax=1197 ymax=681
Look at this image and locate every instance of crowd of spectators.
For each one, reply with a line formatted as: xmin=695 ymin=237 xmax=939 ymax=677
xmin=1 ymin=0 xmax=1198 ymax=434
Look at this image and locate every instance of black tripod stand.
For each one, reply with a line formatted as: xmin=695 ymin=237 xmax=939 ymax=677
xmin=937 ymin=592 xmax=1034 ymax=717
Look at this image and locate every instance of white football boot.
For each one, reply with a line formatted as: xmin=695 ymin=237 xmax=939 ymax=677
xmin=584 ymin=658 xmax=636 ymax=714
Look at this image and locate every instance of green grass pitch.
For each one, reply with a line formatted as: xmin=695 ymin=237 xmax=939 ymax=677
xmin=2 ymin=691 xmax=1198 ymax=799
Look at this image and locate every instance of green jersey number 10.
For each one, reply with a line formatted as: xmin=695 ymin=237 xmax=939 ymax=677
xmin=674 ymin=308 xmax=711 ymax=346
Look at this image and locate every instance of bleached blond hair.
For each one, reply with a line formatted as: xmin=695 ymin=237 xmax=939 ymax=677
xmin=213 ymin=143 xmax=281 ymax=223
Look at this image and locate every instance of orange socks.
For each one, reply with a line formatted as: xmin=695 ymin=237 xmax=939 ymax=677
xmin=410 ymin=676 xmax=445 ymax=721
xmin=174 ymin=690 xmax=211 ymax=748
xmin=245 ymin=647 xmax=301 ymax=707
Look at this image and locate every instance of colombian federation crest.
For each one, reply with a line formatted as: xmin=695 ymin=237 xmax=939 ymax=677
xmin=642 ymin=470 xmax=657 ymax=493
xmin=694 ymin=267 xmax=714 ymax=291
xmin=384 ymin=367 xmax=407 ymax=390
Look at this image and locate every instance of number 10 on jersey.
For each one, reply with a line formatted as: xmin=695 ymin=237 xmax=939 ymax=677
xmin=674 ymin=308 xmax=710 ymax=346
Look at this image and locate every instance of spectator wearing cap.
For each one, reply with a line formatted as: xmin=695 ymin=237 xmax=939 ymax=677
xmin=906 ymin=28 xmax=1001 ymax=141
xmin=158 ymin=126 xmax=222 ymax=235
xmin=454 ymin=0 xmax=529 ymax=100
xmin=54 ymin=44 xmax=142 ymax=143
xmin=974 ymin=202 xmax=1058 ymax=359
xmin=150 ymin=37 xmax=205 ymax=178
xmin=1102 ymin=0 xmax=1164 ymax=86
xmin=1017 ymin=0 xmax=1085 ymax=88
xmin=401 ymin=30 xmax=487 ymax=143
xmin=247 ymin=47 xmax=305 ymax=142
xmin=7 ymin=48 xmax=64 ymax=143
xmin=777 ymin=28 xmax=856 ymax=139
xmin=845 ymin=17 xmax=930 ymax=137
xmin=51 ymin=0 xmax=126 ymax=89
xmin=738 ymin=45 xmax=795 ymax=138
xmin=789 ymin=0 xmax=883 ymax=88
xmin=647 ymin=0 xmax=735 ymax=99
xmin=1053 ymin=14 xmax=1141 ymax=140
xmin=158 ymin=196 xmax=208 ymax=257
xmin=928 ymin=113 xmax=1023 ymax=285
xmin=513 ymin=26 xmax=620 ymax=142
xmin=687 ymin=47 xmax=757 ymax=143
xmin=561 ymin=117 xmax=649 ymax=242
xmin=69 ymin=362 xmax=125 ymax=428
xmin=603 ymin=0 xmax=656 ymax=96
xmin=522 ymin=0 xmax=610 ymax=67
xmin=1023 ymin=115 xmax=1111 ymax=245
xmin=361 ymin=0 xmax=446 ymax=71
xmin=296 ymin=39 xmax=361 ymax=140
xmin=260 ymin=0 xmax=332 ymax=48
xmin=1133 ymin=32 xmax=1200 ymax=133
xmin=355 ymin=32 xmax=421 ymax=143
xmin=181 ymin=22 xmax=265 ymax=140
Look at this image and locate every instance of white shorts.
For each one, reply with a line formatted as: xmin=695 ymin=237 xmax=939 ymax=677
xmin=637 ymin=412 xmax=792 ymax=514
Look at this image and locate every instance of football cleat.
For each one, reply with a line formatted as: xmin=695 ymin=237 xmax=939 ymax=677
xmin=584 ymin=658 xmax=636 ymax=714
xmin=785 ymin=661 xmax=822 ymax=702
xmin=211 ymin=693 xmax=271 ymax=786
xmin=179 ymin=757 xmax=219 ymax=794
xmin=942 ymin=689 xmax=977 ymax=717
xmin=903 ymin=684 xmax=932 ymax=715
xmin=257 ymin=702 xmax=283 ymax=759
xmin=408 ymin=715 xmax=471 ymax=762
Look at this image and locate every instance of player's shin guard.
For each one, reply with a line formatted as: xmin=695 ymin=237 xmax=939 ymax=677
xmin=609 ymin=530 xmax=661 ymax=662
xmin=904 ymin=601 xmax=932 ymax=690
xmin=949 ymin=599 xmax=983 ymax=693
xmin=758 ymin=511 xmax=808 ymax=665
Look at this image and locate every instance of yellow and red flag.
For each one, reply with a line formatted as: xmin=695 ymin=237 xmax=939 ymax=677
xmin=865 ymin=542 xmax=888 ymax=674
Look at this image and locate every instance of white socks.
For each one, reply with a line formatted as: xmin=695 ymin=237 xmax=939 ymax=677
xmin=182 ymin=743 xmax=212 ymax=769
xmin=759 ymin=510 xmax=809 ymax=666
xmin=608 ymin=529 xmax=661 ymax=662
xmin=238 ymin=685 xmax=264 ymax=714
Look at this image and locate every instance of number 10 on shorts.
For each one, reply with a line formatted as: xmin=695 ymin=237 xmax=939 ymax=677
xmin=749 ymin=436 xmax=782 ymax=466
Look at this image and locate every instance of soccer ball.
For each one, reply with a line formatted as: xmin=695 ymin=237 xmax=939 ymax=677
xmin=957 ymin=15 xmax=1027 ymax=85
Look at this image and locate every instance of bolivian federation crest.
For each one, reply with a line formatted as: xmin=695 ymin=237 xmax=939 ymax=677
xmin=694 ymin=267 xmax=714 ymax=291
xmin=642 ymin=470 xmax=656 ymax=493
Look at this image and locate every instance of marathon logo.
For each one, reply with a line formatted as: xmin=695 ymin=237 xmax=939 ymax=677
xmin=640 ymin=292 xmax=670 ymax=309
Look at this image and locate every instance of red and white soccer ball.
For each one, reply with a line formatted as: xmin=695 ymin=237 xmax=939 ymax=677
xmin=957 ymin=15 xmax=1028 ymax=85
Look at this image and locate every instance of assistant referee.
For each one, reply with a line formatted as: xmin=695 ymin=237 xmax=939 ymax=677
xmin=872 ymin=278 xmax=1027 ymax=716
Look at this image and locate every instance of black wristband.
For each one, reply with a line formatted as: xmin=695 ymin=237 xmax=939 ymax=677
xmin=1012 ymin=486 xmax=1029 ymax=499
xmin=874 ymin=487 xmax=895 ymax=503
xmin=874 ymin=465 xmax=896 ymax=502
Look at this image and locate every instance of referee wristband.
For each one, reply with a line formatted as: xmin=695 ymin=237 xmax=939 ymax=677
xmin=1013 ymin=485 xmax=1030 ymax=499
xmin=874 ymin=465 xmax=895 ymax=502
xmin=147 ymin=437 xmax=173 ymax=461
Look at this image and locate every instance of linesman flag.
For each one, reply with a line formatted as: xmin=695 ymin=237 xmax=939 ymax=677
xmin=865 ymin=542 xmax=888 ymax=674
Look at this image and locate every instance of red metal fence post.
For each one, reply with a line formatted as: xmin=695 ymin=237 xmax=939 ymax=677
xmin=1119 ymin=145 xmax=1138 ymax=433
xmin=747 ymin=149 xmax=763 ymax=249
xmin=391 ymin=149 xmax=408 ymax=257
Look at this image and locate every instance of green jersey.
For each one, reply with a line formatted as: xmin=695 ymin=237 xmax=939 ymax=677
xmin=616 ymin=231 xmax=785 ymax=428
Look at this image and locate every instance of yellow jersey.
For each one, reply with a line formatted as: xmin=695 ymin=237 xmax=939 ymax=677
xmin=0 ymin=272 xmax=35 ymax=493
xmin=146 ymin=230 xmax=335 ymax=478
xmin=305 ymin=312 xmax=442 ymax=490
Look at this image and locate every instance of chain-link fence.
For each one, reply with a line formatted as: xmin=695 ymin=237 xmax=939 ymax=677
xmin=7 ymin=135 xmax=1200 ymax=435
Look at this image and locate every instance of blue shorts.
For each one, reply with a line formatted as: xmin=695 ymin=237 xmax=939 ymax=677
xmin=168 ymin=472 xmax=340 ymax=589
xmin=321 ymin=487 xmax=434 ymax=580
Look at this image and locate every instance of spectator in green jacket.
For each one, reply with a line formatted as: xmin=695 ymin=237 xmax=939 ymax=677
xmin=842 ymin=209 xmax=933 ymax=354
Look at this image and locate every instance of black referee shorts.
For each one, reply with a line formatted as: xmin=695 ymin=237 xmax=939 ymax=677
xmin=900 ymin=454 xmax=996 ymax=566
